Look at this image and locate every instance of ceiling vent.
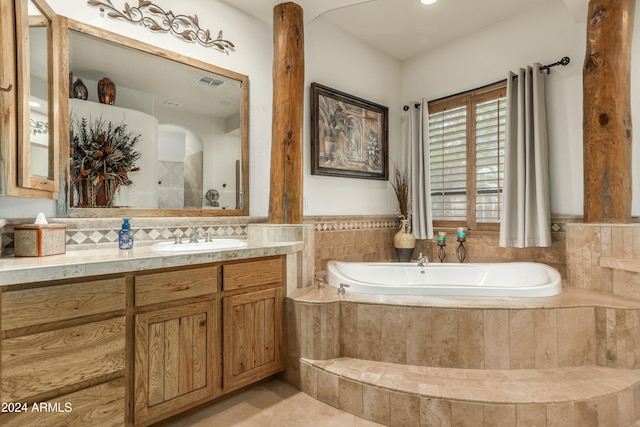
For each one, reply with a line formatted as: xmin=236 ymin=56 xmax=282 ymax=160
xmin=196 ymin=75 xmax=225 ymax=88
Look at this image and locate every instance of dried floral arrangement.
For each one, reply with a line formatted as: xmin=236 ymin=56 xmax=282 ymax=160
xmin=390 ymin=161 xmax=410 ymax=220
xmin=69 ymin=116 xmax=142 ymax=207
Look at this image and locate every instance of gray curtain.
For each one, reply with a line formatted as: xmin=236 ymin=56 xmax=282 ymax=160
xmin=499 ymin=64 xmax=552 ymax=248
xmin=407 ymin=100 xmax=433 ymax=240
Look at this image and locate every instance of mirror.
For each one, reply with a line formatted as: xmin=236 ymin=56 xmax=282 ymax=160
xmin=64 ymin=22 xmax=248 ymax=216
xmin=16 ymin=0 xmax=60 ymax=194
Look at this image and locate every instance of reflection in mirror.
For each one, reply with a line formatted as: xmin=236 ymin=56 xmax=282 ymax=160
xmin=17 ymin=0 xmax=58 ymax=192
xmin=67 ymin=26 xmax=248 ymax=215
xmin=29 ymin=22 xmax=48 ymax=178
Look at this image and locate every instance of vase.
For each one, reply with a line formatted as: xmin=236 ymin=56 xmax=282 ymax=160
xmin=72 ymin=78 xmax=88 ymax=100
xmin=97 ymin=77 xmax=116 ymax=105
xmin=72 ymin=178 xmax=118 ymax=208
xmin=393 ymin=219 xmax=415 ymax=262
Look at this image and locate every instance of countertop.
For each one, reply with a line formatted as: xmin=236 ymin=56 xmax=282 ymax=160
xmin=0 ymin=240 xmax=303 ymax=286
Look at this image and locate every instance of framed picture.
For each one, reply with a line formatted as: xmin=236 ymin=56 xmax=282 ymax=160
xmin=310 ymin=82 xmax=388 ymax=180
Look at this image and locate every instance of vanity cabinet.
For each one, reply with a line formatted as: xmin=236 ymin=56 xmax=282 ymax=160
xmin=222 ymin=257 xmax=285 ymax=392
xmin=0 ymin=277 xmax=127 ymax=426
xmin=133 ymin=266 xmax=220 ymax=426
xmin=0 ymin=253 xmax=288 ymax=427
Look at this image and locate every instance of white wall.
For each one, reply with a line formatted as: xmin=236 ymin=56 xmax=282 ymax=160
xmin=402 ymin=0 xmax=639 ymax=217
xmin=304 ymin=19 xmax=402 ymax=216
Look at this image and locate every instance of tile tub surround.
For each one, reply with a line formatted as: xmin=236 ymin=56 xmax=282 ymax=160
xmin=309 ymin=216 xmax=571 ymax=283
xmin=284 ymin=286 xmax=640 ymax=426
xmin=286 ymin=287 xmax=640 ymax=370
xmin=566 ymin=223 xmax=640 ymax=299
xmin=308 ymin=215 xmax=399 ymax=274
xmin=417 ymin=228 xmax=567 ymax=277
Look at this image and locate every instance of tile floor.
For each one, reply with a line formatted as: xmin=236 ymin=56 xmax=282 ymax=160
xmin=161 ymin=379 xmax=384 ymax=427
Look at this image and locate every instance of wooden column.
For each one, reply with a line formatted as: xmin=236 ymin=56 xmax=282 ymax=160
xmin=583 ymin=0 xmax=635 ymax=223
xmin=268 ymin=2 xmax=304 ymax=224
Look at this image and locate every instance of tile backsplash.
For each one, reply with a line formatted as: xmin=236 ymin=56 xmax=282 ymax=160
xmin=1 ymin=217 xmax=260 ymax=254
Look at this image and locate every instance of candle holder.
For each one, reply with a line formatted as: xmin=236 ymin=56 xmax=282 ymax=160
xmin=456 ymin=237 xmax=467 ymax=263
xmin=437 ymin=241 xmax=446 ymax=263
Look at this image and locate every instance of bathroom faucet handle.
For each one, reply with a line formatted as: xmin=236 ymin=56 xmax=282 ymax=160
xmin=205 ymin=231 xmax=213 ymax=242
xmin=338 ymin=283 xmax=350 ymax=295
xmin=173 ymin=231 xmax=182 ymax=244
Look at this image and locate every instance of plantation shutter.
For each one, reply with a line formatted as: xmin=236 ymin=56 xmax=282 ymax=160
xmin=475 ymin=95 xmax=506 ymax=223
xmin=427 ymin=82 xmax=506 ymax=228
xmin=429 ymin=104 xmax=467 ymax=221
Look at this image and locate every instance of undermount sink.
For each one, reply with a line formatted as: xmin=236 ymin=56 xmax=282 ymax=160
xmin=150 ymin=239 xmax=248 ymax=252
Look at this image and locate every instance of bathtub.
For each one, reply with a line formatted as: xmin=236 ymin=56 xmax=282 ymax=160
xmin=326 ymin=261 xmax=561 ymax=297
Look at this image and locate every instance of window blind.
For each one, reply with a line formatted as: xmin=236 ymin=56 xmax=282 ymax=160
xmin=475 ymin=96 xmax=506 ymax=223
xmin=429 ymin=105 xmax=467 ymax=221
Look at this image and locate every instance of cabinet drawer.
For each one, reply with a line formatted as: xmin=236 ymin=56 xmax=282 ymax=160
xmin=1 ymin=277 xmax=126 ymax=331
xmin=1 ymin=317 xmax=126 ymax=401
xmin=223 ymin=258 xmax=283 ymax=291
xmin=0 ymin=377 xmax=125 ymax=427
xmin=135 ymin=266 xmax=218 ymax=307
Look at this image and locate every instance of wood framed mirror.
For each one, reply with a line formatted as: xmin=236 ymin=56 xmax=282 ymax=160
xmin=61 ymin=20 xmax=249 ymax=217
xmin=0 ymin=0 xmax=61 ymax=199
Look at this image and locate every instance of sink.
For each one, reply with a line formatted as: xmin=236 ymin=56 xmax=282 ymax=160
xmin=150 ymin=239 xmax=248 ymax=252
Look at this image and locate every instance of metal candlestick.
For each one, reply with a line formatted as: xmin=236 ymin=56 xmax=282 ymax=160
xmin=456 ymin=237 xmax=467 ymax=263
xmin=437 ymin=242 xmax=446 ymax=263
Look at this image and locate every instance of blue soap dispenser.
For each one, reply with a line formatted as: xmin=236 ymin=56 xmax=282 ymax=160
xmin=119 ymin=218 xmax=133 ymax=250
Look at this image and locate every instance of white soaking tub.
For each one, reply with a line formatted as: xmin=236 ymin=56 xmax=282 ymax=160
xmin=326 ymin=261 xmax=561 ymax=297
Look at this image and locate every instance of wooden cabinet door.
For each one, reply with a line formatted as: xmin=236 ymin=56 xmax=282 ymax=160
xmin=134 ymin=300 xmax=217 ymax=425
xmin=223 ymin=287 xmax=284 ymax=392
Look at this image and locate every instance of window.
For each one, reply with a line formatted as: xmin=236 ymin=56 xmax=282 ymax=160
xmin=428 ymin=82 xmax=507 ymax=231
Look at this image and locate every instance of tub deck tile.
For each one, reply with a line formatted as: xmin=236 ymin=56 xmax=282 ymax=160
xmin=304 ymin=357 xmax=640 ymax=405
xmin=289 ymin=286 xmax=640 ymax=310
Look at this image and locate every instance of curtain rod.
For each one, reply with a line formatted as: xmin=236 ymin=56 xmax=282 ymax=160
xmin=539 ymin=56 xmax=570 ymax=74
xmin=402 ymin=56 xmax=570 ymax=110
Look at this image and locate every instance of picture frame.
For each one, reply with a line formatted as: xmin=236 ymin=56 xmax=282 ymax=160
xmin=310 ymin=82 xmax=388 ymax=180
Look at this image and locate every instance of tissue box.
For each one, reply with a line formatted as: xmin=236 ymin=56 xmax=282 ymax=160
xmin=14 ymin=224 xmax=67 ymax=257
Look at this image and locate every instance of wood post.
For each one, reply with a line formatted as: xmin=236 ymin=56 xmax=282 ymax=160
xmin=268 ymin=2 xmax=304 ymax=224
xmin=583 ymin=0 xmax=635 ymax=223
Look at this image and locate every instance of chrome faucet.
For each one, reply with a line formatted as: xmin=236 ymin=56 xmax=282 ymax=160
xmin=338 ymin=283 xmax=350 ymax=295
xmin=417 ymin=252 xmax=428 ymax=267
xmin=188 ymin=228 xmax=201 ymax=243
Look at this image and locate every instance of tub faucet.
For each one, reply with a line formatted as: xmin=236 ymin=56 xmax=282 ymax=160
xmin=417 ymin=253 xmax=428 ymax=267
xmin=338 ymin=283 xmax=350 ymax=295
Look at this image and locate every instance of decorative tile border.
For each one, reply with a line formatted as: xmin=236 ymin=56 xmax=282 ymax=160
xmin=305 ymin=216 xmax=576 ymax=234
xmin=64 ymin=224 xmax=248 ymax=248
xmin=304 ymin=216 xmax=399 ymax=232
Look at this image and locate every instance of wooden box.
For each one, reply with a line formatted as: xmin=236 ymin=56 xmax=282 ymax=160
xmin=13 ymin=224 xmax=66 ymax=257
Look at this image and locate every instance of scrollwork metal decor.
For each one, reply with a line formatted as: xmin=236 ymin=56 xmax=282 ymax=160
xmin=30 ymin=119 xmax=48 ymax=135
xmin=87 ymin=0 xmax=235 ymax=53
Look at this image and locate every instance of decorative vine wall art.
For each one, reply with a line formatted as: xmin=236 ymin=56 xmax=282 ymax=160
xmin=87 ymin=0 xmax=235 ymax=53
